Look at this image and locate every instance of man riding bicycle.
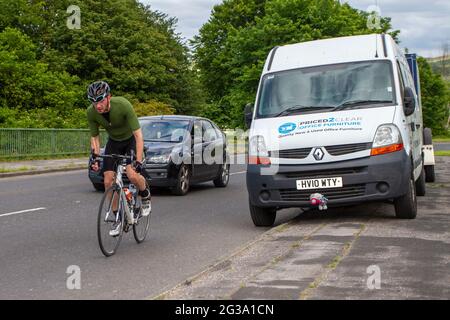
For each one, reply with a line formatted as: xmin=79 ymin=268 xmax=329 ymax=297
xmin=87 ymin=81 xmax=151 ymax=236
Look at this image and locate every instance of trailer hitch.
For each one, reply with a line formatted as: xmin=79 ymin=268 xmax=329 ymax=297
xmin=310 ymin=193 xmax=328 ymax=211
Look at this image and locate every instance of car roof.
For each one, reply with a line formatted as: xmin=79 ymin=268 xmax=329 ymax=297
xmin=138 ymin=115 xmax=212 ymax=122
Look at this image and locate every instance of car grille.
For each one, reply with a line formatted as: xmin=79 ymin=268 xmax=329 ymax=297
xmin=324 ymin=143 xmax=372 ymax=156
xmin=282 ymin=167 xmax=367 ymax=179
xmin=279 ymin=184 xmax=366 ymax=202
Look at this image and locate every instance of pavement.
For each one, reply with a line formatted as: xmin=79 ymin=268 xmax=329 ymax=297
xmin=0 ymin=158 xmax=87 ymax=178
xmin=0 ymin=154 xmax=448 ymax=300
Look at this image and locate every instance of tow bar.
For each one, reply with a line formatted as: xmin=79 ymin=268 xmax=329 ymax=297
xmin=310 ymin=193 xmax=328 ymax=211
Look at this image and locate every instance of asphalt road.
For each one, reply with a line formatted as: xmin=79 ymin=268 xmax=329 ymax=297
xmin=434 ymin=142 xmax=450 ymax=151
xmin=0 ymin=160 xmax=298 ymax=300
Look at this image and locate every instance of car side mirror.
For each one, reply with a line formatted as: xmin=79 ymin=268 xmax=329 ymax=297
xmin=244 ymin=103 xmax=254 ymax=129
xmin=403 ymin=86 xmax=416 ymax=116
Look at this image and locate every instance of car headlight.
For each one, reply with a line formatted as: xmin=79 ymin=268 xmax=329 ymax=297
xmin=148 ymin=154 xmax=171 ymax=164
xmin=371 ymin=124 xmax=404 ymax=156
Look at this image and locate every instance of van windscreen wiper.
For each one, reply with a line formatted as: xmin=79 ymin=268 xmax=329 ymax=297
xmin=274 ymin=105 xmax=334 ymax=117
xmin=331 ymin=100 xmax=393 ymax=112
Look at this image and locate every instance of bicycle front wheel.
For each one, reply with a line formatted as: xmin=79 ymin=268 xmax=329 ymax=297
xmin=133 ymin=202 xmax=151 ymax=244
xmin=97 ymin=186 xmax=125 ymax=257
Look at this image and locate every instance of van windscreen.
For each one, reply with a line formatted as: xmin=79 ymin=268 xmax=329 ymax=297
xmin=256 ymin=60 xmax=395 ymax=118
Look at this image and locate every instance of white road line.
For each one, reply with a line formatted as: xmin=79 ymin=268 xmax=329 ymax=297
xmin=230 ymin=171 xmax=246 ymax=176
xmin=0 ymin=207 xmax=47 ymax=218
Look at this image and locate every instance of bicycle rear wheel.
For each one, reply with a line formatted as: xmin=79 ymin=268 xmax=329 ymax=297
xmin=133 ymin=200 xmax=151 ymax=244
xmin=97 ymin=186 xmax=125 ymax=257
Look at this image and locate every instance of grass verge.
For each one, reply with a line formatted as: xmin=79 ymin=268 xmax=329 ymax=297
xmin=435 ymin=151 xmax=450 ymax=156
xmin=434 ymin=135 xmax=450 ymax=142
xmin=0 ymin=166 xmax=32 ymax=173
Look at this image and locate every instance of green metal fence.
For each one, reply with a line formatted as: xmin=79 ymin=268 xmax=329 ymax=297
xmin=0 ymin=129 xmax=108 ymax=158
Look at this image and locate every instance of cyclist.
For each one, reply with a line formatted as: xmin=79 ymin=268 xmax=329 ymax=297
xmin=87 ymin=81 xmax=151 ymax=236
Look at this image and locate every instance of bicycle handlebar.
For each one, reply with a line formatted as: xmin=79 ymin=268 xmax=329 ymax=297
xmin=97 ymin=154 xmax=134 ymax=161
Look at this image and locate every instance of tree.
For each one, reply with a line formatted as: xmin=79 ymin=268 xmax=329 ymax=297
xmin=0 ymin=0 xmax=201 ymax=128
xmin=0 ymin=28 xmax=80 ymax=114
xmin=193 ymin=0 xmax=399 ymax=127
xmin=417 ymin=57 xmax=449 ymax=135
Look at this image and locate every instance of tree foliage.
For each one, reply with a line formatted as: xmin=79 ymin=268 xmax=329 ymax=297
xmin=0 ymin=0 xmax=200 ymax=128
xmin=193 ymin=0 xmax=399 ymax=127
xmin=418 ymin=57 xmax=449 ymax=135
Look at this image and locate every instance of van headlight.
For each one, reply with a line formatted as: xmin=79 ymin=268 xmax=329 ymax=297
xmin=371 ymin=124 xmax=404 ymax=156
xmin=249 ymin=135 xmax=271 ymax=165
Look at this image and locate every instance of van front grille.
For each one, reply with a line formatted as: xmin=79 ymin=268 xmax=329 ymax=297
xmin=279 ymin=184 xmax=366 ymax=202
xmin=271 ymin=143 xmax=371 ymax=159
xmin=270 ymin=148 xmax=312 ymax=159
xmin=324 ymin=143 xmax=372 ymax=156
xmin=282 ymin=167 xmax=367 ymax=179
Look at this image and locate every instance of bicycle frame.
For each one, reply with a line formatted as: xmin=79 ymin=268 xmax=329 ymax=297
xmin=115 ymin=161 xmax=136 ymax=225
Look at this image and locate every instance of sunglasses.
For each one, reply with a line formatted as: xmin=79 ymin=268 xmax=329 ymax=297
xmin=88 ymin=93 xmax=108 ymax=103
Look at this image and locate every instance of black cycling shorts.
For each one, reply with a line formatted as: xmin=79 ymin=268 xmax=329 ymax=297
xmin=102 ymin=136 xmax=136 ymax=173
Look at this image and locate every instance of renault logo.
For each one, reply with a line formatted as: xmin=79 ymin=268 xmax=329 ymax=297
xmin=313 ymin=148 xmax=325 ymax=161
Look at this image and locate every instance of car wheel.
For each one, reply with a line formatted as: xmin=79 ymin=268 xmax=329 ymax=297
xmin=423 ymin=128 xmax=436 ymax=183
xmin=213 ymin=160 xmax=230 ymax=188
xmin=93 ymin=182 xmax=105 ymax=192
xmin=172 ymin=165 xmax=190 ymax=196
xmin=394 ymin=175 xmax=417 ymax=219
xmin=415 ymin=165 xmax=426 ymax=196
xmin=249 ymin=199 xmax=276 ymax=227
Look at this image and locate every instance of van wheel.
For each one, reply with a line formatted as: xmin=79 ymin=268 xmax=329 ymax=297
xmin=423 ymin=128 xmax=436 ymax=182
xmin=249 ymin=199 xmax=276 ymax=227
xmin=415 ymin=166 xmax=426 ymax=196
xmin=394 ymin=175 xmax=417 ymax=219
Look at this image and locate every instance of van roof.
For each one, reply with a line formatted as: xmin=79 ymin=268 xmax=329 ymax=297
xmin=265 ymin=34 xmax=398 ymax=73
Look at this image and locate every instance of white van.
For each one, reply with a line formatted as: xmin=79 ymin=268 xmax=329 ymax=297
xmin=245 ymin=34 xmax=436 ymax=227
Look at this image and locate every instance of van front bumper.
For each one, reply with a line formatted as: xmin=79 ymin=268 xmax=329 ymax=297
xmin=246 ymin=151 xmax=411 ymax=208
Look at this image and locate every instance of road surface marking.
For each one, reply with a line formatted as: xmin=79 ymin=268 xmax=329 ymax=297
xmin=230 ymin=171 xmax=246 ymax=176
xmin=0 ymin=207 xmax=47 ymax=218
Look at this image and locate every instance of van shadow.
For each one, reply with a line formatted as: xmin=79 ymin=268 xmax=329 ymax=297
xmin=279 ymin=201 xmax=397 ymax=225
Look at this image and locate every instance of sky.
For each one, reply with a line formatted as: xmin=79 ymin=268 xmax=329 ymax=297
xmin=141 ymin=0 xmax=449 ymax=58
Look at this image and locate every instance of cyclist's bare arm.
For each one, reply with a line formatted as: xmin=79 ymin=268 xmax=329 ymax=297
xmin=133 ymin=129 xmax=144 ymax=163
xmin=91 ymin=135 xmax=101 ymax=156
xmin=90 ymin=136 xmax=101 ymax=171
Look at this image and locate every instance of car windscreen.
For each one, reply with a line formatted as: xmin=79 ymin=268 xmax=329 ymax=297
xmin=256 ymin=60 xmax=395 ymax=118
xmin=140 ymin=120 xmax=190 ymax=143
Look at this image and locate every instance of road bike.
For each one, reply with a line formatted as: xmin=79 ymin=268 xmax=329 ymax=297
xmin=96 ymin=153 xmax=151 ymax=257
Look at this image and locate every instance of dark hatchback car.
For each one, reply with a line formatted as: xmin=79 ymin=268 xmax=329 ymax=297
xmin=89 ymin=115 xmax=230 ymax=196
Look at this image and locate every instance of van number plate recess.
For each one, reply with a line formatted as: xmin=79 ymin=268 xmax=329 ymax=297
xmin=296 ymin=177 xmax=343 ymax=190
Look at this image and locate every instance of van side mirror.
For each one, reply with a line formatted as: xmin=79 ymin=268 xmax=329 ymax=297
xmin=403 ymin=87 xmax=416 ymax=116
xmin=244 ymin=103 xmax=254 ymax=129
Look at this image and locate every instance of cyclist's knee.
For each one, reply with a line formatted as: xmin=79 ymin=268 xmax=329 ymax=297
xmin=127 ymin=168 xmax=137 ymax=181
xmin=104 ymin=172 xmax=115 ymax=187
